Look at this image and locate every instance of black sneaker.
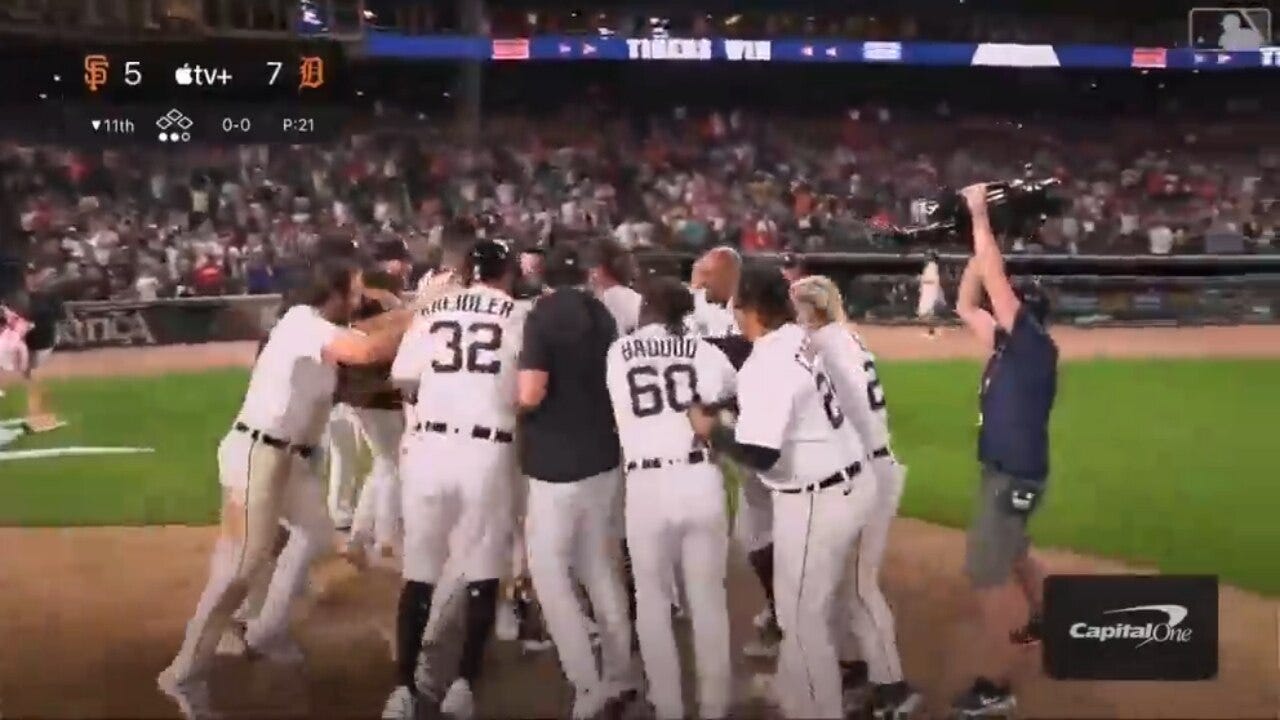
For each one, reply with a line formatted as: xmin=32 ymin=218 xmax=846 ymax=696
xmin=1010 ymin=613 xmax=1043 ymax=645
xmin=951 ymin=678 xmax=1016 ymax=717
xmin=871 ymin=681 xmax=923 ymax=719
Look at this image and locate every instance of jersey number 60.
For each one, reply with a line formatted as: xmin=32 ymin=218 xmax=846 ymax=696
xmin=627 ymin=363 xmax=698 ymax=418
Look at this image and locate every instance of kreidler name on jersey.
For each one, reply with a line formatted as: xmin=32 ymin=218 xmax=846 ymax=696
xmin=420 ymin=291 xmax=516 ymax=319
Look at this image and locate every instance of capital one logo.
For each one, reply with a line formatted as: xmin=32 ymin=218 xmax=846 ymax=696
xmin=1262 ymin=47 xmax=1280 ymax=66
xmin=1069 ymin=604 xmax=1194 ymax=648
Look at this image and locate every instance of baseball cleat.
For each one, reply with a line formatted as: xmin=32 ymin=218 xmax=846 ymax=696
xmin=156 ymin=668 xmax=217 ymax=720
xmin=743 ymin=672 xmax=781 ymax=708
xmin=950 ymin=679 xmax=1016 ymax=718
xmin=243 ymin=633 xmax=305 ymax=665
xmin=871 ymin=682 xmax=923 ymax=720
xmin=514 ymin=582 xmax=553 ymax=653
xmin=841 ymin=662 xmax=872 ymax=717
xmin=570 ymin=685 xmax=614 ymax=720
xmin=440 ymin=678 xmax=475 ymax=719
xmin=1009 ymin=614 xmax=1043 ymax=645
xmin=380 ymin=685 xmax=417 ymax=720
xmin=742 ymin=610 xmax=782 ymax=659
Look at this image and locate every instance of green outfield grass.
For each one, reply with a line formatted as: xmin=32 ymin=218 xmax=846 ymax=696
xmin=2 ymin=359 xmax=1278 ymax=594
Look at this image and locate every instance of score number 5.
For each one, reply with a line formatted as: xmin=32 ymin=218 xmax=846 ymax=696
xmin=267 ymin=61 xmax=282 ymax=85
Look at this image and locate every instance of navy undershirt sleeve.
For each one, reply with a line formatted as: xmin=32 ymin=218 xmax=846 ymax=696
xmin=708 ymin=423 xmax=780 ymax=472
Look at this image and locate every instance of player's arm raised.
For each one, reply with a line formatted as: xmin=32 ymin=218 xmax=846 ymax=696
xmin=955 ymin=256 xmax=996 ymax=349
xmin=961 ymin=183 xmax=1022 ymax=332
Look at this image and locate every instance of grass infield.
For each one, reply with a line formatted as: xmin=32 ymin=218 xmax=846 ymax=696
xmin=1 ymin=359 xmax=1276 ymax=594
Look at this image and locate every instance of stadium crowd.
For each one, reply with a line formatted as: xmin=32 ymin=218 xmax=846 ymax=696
xmin=2 ymin=102 xmax=1276 ymax=300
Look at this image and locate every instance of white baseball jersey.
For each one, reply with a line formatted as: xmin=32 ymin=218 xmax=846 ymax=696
xmin=597 ymin=284 xmax=643 ymax=336
xmin=391 ymin=285 xmax=527 ymax=429
xmin=735 ymin=323 xmax=867 ymax=490
xmin=236 ymin=304 xmax=341 ymax=445
xmin=808 ymin=323 xmax=891 ymax=453
xmin=606 ymin=324 xmax=736 ymax=463
xmin=684 ymin=288 xmax=738 ymax=338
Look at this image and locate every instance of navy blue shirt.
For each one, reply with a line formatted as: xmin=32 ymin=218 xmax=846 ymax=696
xmin=978 ymin=307 xmax=1058 ymax=480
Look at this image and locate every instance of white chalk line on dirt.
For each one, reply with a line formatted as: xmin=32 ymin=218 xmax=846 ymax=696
xmin=0 ymin=446 xmax=156 ymax=461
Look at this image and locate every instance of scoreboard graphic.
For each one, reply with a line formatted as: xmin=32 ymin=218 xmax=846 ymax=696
xmin=0 ymin=40 xmax=352 ymax=145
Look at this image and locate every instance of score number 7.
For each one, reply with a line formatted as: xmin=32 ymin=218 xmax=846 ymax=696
xmin=266 ymin=61 xmax=282 ymax=85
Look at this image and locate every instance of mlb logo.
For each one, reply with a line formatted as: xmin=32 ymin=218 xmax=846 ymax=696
xmin=1188 ymin=7 xmax=1272 ymax=50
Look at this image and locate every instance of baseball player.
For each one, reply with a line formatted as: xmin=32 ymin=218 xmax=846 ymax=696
xmin=791 ymin=275 xmax=922 ymax=718
xmin=158 ymin=256 xmax=414 ymax=711
xmin=330 ymin=241 xmax=417 ymax=535
xmin=605 ymin=277 xmax=736 ymax=720
xmin=381 ymin=240 xmax=526 ymax=720
xmin=326 ymin=402 xmax=363 ymax=530
xmin=917 ymin=250 xmax=945 ymax=339
xmin=339 ymin=266 xmax=410 ymax=565
xmin=686 ymin=247 xmax=780 ymax=657
xmin=4 ymin=264 xmax=63 ymax=428
xmin=589 ymin=239 xmax=642 ymax=335
xmin=688 ymin=266 xmax=876 ymax=720
xmin=951 ymin=184 xmax=1057 ymax=717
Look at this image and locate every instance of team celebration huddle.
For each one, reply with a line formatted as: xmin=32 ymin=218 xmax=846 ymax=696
xmin=157 ymin=184 xmax=1058 ymax=720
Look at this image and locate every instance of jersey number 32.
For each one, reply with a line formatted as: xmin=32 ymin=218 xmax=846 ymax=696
xmin=430 ymin=320 xmax=503 ymax=375
xmin=627 ymin=363 xmax=698 ymax=417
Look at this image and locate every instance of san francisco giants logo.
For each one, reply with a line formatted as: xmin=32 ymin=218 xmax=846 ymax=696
xmin=84 ymin=54 xmax=109 ymax=92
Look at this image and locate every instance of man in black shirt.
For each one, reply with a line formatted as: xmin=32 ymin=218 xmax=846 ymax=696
xmin=516 ymin=244 xmax=636 ymax=719
xmin=952 ymin=184 xmax=1058 ymax=717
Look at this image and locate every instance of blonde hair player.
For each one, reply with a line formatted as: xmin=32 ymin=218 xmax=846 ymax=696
xmin=790 ymin=276 xmax=922 ymax=719
xmin=158 ymin=256 xmax=415 ymax=716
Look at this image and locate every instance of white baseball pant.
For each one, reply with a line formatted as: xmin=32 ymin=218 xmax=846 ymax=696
xmin=626 ymin=462 xmax=730 ymax=720
xmin=401 ymin=429 xmax=515 ymax=636
xmin=326 ymin=403 xmax=362 ymax=527
xmin=165 ymin=430 xmax=334 ymax=681
xmin=834 ymin=457 xmax=907 ymax=684
xmin=348 ymin=407 xmax=404 ymax=550
xmin=772 ymin=473 xmax=876 ymax=719
xmin=525 ymin=467 xmax=634 ymax=694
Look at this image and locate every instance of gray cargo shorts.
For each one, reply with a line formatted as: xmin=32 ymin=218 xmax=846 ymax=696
xmin=964 ymin=464 xmax=1044 ymax=589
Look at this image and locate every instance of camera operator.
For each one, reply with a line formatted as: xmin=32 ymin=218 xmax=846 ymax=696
xmin=950 ymin=184 xmax=1058 ymax=718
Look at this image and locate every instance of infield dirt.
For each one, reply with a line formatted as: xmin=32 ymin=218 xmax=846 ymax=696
xmin=2 ymin=325 xmax=1278 ymax=719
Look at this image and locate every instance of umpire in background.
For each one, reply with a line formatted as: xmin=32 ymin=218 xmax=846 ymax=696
xmin=516 ymin=244 xmax=636 ymax=719
xmin=951 ymin=183 xmax=1058 ymax=717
